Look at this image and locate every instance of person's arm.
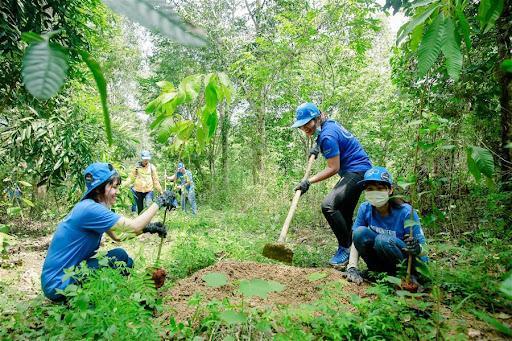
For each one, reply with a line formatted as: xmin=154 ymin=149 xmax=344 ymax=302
xmin=308 ymin=155 xmax=340 ymax=184
xmin=113 ymin=203 xmax=159 ymax=234
xmin=167 ymin=174 xmax=176 ymax=182
xmin=123 ymin=168 xmax=136 ymax=188
xmin=151 ymin=165 xmax=163 ymax=194
xmin=106 ymin=229 xmax=121 ymax=242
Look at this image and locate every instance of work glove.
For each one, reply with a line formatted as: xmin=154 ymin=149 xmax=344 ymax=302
xmin=143 ymin=222 xmax=167 ymax=238
xmin=294 ymin=179 xmax=311 ymax=195
xmin=403 ymin=235 xmax=421 ymax=256
xmin=341 ymin=267 xmax=363 ymax=285
xmin=155 ymin=190 xmax=177 ymax=209
xmin=309 ymin=144 xmax=320 ymax=159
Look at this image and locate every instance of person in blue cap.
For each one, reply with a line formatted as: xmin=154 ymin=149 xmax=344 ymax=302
xmin=168 ymin=162 xmax=197 ymax=215
xmin=41 ymin=163 xmax=177 ymax=301
xmin=292 ymin=102 xmax=372 ymax=267
xmin=342 ymin=166 xmax=427 ymax=284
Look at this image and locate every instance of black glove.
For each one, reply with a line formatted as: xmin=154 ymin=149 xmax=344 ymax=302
xmin=341 ymin=267 xmax=363 ymax=285
xmin=294 ymin=179 xmax=311 ymax=195
xmin=143 ymin=222 xmax=167 ymax=238
xmin=404 ymin=235 xmax=421 ymax=256
xmin=309 ymin=144 xmax=320 ymax=159
xmin=155 ymin=190 xmax=177 ymax=209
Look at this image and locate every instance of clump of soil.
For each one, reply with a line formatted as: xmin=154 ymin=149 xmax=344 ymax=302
xmin=163 ymin=260 xmax=367 ymax=320
xmin=152 ymin=268 xmax=167 ymax=289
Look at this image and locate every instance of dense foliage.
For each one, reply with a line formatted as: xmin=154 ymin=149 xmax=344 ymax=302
xmin=1 ymin=0 xmax=511 ymax=339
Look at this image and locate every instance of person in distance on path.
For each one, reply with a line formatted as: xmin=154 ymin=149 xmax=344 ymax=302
xmin=292 ymin=102 xmax=372 ymax=267
xmin=41 ymin=162 xmax=176 ymax=302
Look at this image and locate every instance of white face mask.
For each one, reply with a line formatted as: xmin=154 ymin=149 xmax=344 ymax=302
xmin=365 ymin=190 xmax=389 ymax=207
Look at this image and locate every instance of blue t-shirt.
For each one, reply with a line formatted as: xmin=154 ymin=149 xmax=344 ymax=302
xmin=316 ymin=120 xmax=372 ymax=174
xmin=176 ymin=169 xmax=194 ymax=191
xmin=41 ymin=199 xmax=120 ymax=300
xmin=353 ymin=202 xmax=427 ymax=260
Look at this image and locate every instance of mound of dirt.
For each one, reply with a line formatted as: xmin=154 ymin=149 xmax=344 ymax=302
xmin=163 ymin=260 xmax=367 ymax=320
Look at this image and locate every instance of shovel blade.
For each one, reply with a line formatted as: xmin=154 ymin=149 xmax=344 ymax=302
xmin=262 ymin=243 xmax=293 ymax=264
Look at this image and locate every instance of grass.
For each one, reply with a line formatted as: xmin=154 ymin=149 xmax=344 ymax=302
xmin=1 ymin=202 xmax=511 ymax=339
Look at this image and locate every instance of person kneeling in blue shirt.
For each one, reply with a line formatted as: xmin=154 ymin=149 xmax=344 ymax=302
xmin=41 ymin=163 xmax=177 ymax=301
xmin=342 ymin=166 xmax=428 ymax=284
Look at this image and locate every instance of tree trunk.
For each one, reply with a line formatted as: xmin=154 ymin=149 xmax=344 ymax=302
xmin=219 ymin=102 xmax=230 ymax=189
xmin=496 ymin=2 xmax=512 ymax=190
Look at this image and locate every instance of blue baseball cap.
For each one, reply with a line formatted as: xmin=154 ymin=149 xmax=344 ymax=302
xmin=291 ymin=102 xmax=321 ymax=128
xmin=141 ymin=150 xmax=151 ymax=160
xmin=359 ymin=166 xmax=393 ymax=187
xmin=81 ymin=163 xmax=118 ymax=200
xmin=177 ymin=162 xmax=184 ymax=169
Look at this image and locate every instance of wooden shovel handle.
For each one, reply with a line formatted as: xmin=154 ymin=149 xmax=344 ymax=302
xmin=278 ymin=154 xmax=316 ymax=243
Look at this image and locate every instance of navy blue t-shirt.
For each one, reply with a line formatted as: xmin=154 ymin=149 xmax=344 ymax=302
xmin=41 ymin=199 xmax=120 ymax=300
xmin=316 ymin=120 xmax=372 ymax=174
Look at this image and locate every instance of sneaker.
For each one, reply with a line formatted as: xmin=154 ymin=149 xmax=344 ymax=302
xmin=329 ymin=246 xmax=350 ymax=267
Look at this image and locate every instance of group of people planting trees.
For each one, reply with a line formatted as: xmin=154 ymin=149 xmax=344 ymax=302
xmin=41 ymin=101 xmax=427 ymax=302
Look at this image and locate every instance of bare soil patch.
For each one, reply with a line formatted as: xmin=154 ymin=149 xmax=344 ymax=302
xmin=162 ymin=260 xmax=367 ymax=320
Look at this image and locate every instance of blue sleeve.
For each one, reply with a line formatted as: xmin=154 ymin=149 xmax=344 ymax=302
xmin=352 ymin=203 xmax=369 ymax=232
xmin=320 ymin=135 xmax=340 ymax=159
xmin=76 ymin=201 xmax=120 ymax=234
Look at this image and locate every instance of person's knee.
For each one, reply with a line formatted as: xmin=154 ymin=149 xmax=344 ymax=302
xmin=353 ymin=226 xmax=373 ymax=250
xmin=108 ymin=248 xmax=133 ymax=268
xmin=321 ymin=197 xmax=334 ymax=214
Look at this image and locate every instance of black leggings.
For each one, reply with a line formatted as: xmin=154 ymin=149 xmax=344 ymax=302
xmin=321 ymin=172 xmax=365 ymax=248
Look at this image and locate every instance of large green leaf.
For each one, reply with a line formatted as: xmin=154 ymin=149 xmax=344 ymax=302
xmin=204 ymin=75 xmax=219 ymax=112
xmin=417 ymin=13 xmax=444 ymax=78
xmin=238 ymin=279 xmax=285 ymax=299
xmin=202 ymin=272 xmax=228 ymax=288
xmin=456 ymin=5 xmax=471 ymax=50
xmin=397 ymin=3 xmax=439 ymax=45
xmin=219 ymin=310 xmax=247 ymax=325
xmin=478 ymin=0 xmax=504 ymax=33
xmin=500 ymin=273 xmax=512 ymax=299
xmin=77 ymin=50 xmax=112 ymax=145
xmin=102 ymin=0 xmax=207 ymax=47
xmin=179 ymin=74 xmax=203 ymax=102
xmin=466 ymin=146 xmax=494 ymax=182
xmin=472 ymin=310 xmax=512 ymax=336
xmin=502 ymin=60 xmax=512 ymax=73
xmin=440 ymin=17 xmax=462 ymax=81
xmin=22 ymin=41 xmax=68 ymax=99
xmin=20 ymin=32 xmax=44 ymax=44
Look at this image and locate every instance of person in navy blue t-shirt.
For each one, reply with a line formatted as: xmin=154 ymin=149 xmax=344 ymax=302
xmin=292 ymin=103 xmax=372 ymax=267
xmin=41 ymin=163 xmax=177 ymax=301
xmin=342 ymin=166 xmax=428 ymax=284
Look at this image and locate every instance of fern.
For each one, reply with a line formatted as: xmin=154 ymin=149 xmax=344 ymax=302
xmin=397 ymin=3 xmax=439 ymax=45
xmin=417 ymin=13 xmax=445 ymax=78
xmin=440 ymin=17 xmax=463 ymax=81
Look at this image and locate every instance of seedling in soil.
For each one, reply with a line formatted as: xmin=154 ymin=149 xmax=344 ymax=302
xmin=150 ymin=208 xmax=170 ymax=289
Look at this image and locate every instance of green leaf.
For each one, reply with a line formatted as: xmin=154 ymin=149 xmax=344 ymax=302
xmin=0 ymin=224 xmax=9 ymax=234
xmin=456 ymin=6 xmax=471 ymax=50
xmin=440 ymin=17 xmax=463 ymax=81
xmin=206 ymin=111 xmax=218 ymax=138
xmin=202 ymin=272 xmax=228 ymax=288
xmin=7 ymin=207 xmax=22 ymax=216
xmin=478 ymin=0 xmax=504 ymax=33
xmin=384 ymin=276 xmax=402 ymax=286
xmin=77 ymin=50 xmax=112 ymax=145
xmin=467 ymin=146 xmax=494 ymax=181
xmin=404 ymin=218 xmax=417 ymax=230
xmin=410 ymin=23 xmax=424 ymax=52
xmin=149 ymin=114 xmax=169 ymax=129
xmin=307 ymin=272 xmax=328 ymax=282
xmin=102 ymin=0 xmax=208 ymax=47
xmin=21 ymin=32 xmax=44 ymax=44
xmin=179 ymin=74 xmax=202 ymax=102
xmin=219 ymin=310 xmax=247 ymax=325
xmin=417 ymin=13 xmax=445 ymax=78
xmin=238 ymin=279 xmax=285 ymax=299
xmin=472 ymin=310 xmax=512 ymax=336
xmin=22 ymin=41 xmax=68 ymax=99
xmin=156 ymin=80 xmax=175 ymax=92
xmin=500 ymin=273 xmax=512 ymax=299
xmin=397 ymin=3 xmax=439 ymax=45
xmin=21 ymin=198 xmax=35 ymax=207
xmin=205 ymin=76 xmax=219 ymax=112
xmin=501 ymin=60 xmax=512 ymax=73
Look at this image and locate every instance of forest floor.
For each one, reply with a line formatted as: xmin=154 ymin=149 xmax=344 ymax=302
xmin=0 ymin=208 xmax=510 ymax=339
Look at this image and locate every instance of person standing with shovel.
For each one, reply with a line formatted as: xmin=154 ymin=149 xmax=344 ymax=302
xmin=292 ymin=103 xmax=372 ymax=267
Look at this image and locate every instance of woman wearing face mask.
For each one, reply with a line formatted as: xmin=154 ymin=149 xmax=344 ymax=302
xmin=342 ymin=166 xmax=427 ymax=284
xmin=41 ymin=163 xmax=177 ymax=301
